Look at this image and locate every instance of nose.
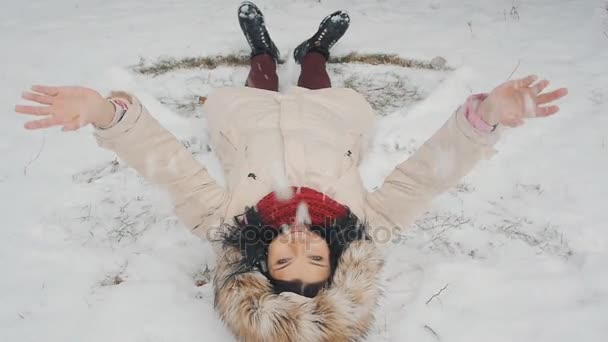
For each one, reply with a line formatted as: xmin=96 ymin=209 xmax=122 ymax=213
xmin=277 ymin=228 xmax=310 ymax=245
xmin=285 ymin=231 xmax=307 ymax=244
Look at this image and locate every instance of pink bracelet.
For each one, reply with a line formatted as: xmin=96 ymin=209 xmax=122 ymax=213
xmin=96 ymin=99 xmax=129 ymax=129
xmin=464 ymin=93 xmax=497 ymax=133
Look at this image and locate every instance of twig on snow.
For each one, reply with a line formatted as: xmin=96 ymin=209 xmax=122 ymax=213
xmin=98 ymin=261 xmax=129 ymax=288
xmin=77 ymin=204 xmax=93 ymax=222
xmin=510 ymin=6 xmax=520 ymax=21
xmin=424 ymin=325 xmax=441 ymax=340
xmin=23 ymin=137 xmax=46 ymax=175
xmin=506 ymin=59 xmax=521 ymax=80
xmin=426 ymin=283 xmax=449 ymax=305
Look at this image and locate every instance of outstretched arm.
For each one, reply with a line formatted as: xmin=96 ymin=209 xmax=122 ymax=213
xmin=15 ymin=86 xmax=228 ymax=236
xmin=364 ymin=75 xmax=568 ymax=231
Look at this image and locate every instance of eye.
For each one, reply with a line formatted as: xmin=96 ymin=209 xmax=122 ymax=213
xmin=277 ymin=258 xmax=290 ymax=265
xmin=310 ymin=255 xmax=323 ymax=261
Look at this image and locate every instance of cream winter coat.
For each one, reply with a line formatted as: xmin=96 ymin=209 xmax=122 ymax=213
xmin=94 ymin=86 xmax=498 ymax=341
xmin=95 ymin=86 xmax=498 ymax=243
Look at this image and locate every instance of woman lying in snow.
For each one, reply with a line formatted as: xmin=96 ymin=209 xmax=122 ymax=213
xmin=15 ymin=2 xmax=567 ymax=341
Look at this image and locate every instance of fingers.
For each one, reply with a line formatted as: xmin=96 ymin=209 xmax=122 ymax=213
xmin=16 ymin=86 xmax=59 ymax=116
xmin=24 ymin=116 xmax=64 ymax=130
xmin=515 ymin=75 xmax=538 ymax=89
xmin=537 ymin=87 xmax=568 ymax=105
xmin=31 ymin=85 xmax=60 ymax=96
xmin=61 ymin=121 xmax=82 ymax=131
xmin=15 ymin=105 xmax=52 ymax=116
xmin=531 ymin=79 xmax=549 ymax=96
xmin=22 ymin=91 xmax=54 ymax=105
xmin=535 ymin=105 xmax=560 ymax=117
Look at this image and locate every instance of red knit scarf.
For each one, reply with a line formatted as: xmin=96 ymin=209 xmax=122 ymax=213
xmin=255 ymin=187 xmax=348 ymax=227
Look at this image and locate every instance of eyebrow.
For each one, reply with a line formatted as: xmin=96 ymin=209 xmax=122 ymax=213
xmin=308 ymin=256 xmax=328 ymax=268
xmin=274 ymin=260 xmax=293 ymax=271
xmin=273 ymin=259 xmax=328 ymax=271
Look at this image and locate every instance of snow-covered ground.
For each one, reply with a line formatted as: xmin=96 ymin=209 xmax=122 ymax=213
xmin=1 ymin=0 xmax=607 ymax=341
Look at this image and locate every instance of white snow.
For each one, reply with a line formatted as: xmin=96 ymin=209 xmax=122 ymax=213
xmin=331 ymin=14 xmax=346 ymax=23
xmin=2 ymin=0 xmax=608 ymax=341
xmin=295 ymin=201 xmax=312 ymax=226
xmin=271 ymin=162 xmax=294 ymax=201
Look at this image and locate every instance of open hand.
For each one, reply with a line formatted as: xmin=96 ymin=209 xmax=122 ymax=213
xmin=15 ymin=85 xmax=114 ymax=131
xmin=479 ymin=75 xmax=568 ymax=127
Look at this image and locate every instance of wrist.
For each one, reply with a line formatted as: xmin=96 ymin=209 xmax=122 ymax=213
xmin=478 ymin=100 xmax=499 ymax=126
xmin=94 ymin=100 xmax=116 ymax=127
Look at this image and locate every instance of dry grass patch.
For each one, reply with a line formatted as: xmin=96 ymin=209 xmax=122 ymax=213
xmin=329 ymin=53 xmax=450 ymax=71
xmin=134 ymin=54 xmax=250 ymax=76
xmin=133 ymin=53 xmax=451 ymax=76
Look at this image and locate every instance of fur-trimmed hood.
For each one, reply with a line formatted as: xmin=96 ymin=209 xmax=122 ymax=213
xmin=213 ymin=239 xmax=384 ymax=342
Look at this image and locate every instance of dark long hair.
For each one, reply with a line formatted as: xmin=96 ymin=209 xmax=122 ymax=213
xmin=220 ymin=206 xmax=369 ymax=297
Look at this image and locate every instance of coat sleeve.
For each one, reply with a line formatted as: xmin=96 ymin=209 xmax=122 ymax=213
xmin=364 ymin=101 xmax=499 ymax=233
xmin=93 ymin=92 xmax=228 ymax=237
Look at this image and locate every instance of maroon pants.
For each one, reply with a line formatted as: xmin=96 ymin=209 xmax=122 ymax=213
xmin=246 ymin=52 xmax=330 ymax=91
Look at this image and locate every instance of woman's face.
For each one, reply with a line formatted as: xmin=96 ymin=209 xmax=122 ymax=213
xmin=267 ymin=224 xmax=330 ymax=283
